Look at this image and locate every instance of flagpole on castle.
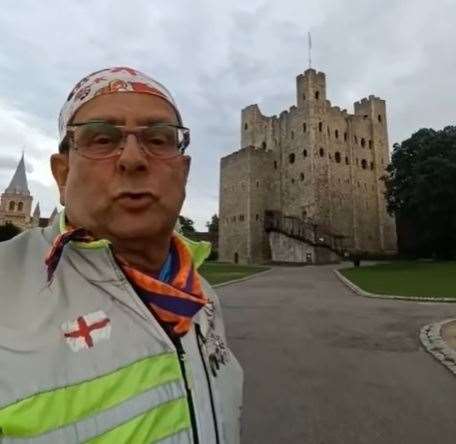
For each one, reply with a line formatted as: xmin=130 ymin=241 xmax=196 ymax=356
xmin=308 ymin=32 xmax=312 ymax=69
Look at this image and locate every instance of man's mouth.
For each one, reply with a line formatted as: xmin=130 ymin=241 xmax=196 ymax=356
xmin=115 ymin=191 xmax=156 ymax=210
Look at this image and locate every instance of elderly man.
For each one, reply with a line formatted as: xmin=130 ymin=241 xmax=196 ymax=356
xmin=0 ymin=67 xmax=243 ymax=444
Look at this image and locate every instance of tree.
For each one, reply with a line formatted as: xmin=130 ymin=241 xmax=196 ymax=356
xmin=178 ymin=215 xmax=196 ymax=235
xmin=0 ymin=222 xmax=21 ymax=242
xmin=383 ymin=126 xmax=456 ymax=259
xmin=206 ymin=214 xmax=219 ymax=234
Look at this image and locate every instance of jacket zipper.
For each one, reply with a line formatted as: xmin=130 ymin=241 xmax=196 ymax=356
xmin=174 ymin=337 xmax=200 ymax=444
xmin=195 ymin=324 xmax=221 ymax=444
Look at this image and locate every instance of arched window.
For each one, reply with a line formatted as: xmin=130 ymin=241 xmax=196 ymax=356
xmin=274 ymin=160 xmax=278 ymax=169
xmin=335 ymin=129 xmax=339 ymax=139
xmin=378 ymin=114 xmax=382 ymax=123
xmin=256 ymin=181 xmax=260 ymax=188
xmin=335 ymin=152 xmax=341 ymax=163
xmin=244 ymin=123 xmax=248 ymax=130
xmin=315 ymin=91 xmax=320 ymax=100
xmin=319 ymin=148 xmax=325 ymax=157
xmin=361 ymin=159 xmax=367 ymax=169
xmin=261 ymin=141 xmax=267 ymax=150
xmin=17 ymin=202 xmax=23 ymax=211
xmin=318 ymin=122 xmax=323 ymax=132
xmin=303 ymin=122 xmax=307 ymax=132
xmin=361 ymin=138 xmax=366 ymax=148
xmin=289 ymin=153 xmax=295 ymax=164
xmin=291 ymin=178 xmax=295 ymax=184
xmin=234 ymin=252 xmax=239 ymax=264
xmin=300 ymin=172 xmax=305 ymax=181
xmin=9 ymin=201 xmax=15 ymax=211
xmin=303 ymin=149 xmax=308 ymax=157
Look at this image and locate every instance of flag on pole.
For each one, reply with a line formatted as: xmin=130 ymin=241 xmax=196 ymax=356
xmin=308 ymin=32 xmax=312 ymax=68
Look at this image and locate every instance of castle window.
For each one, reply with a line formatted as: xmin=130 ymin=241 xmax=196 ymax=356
xmin=289 ymin=153 xmax=295 ymax=164
xmin=17 ymin=202 xmax=23 ymax=211
xmin=244 ymin=123 xmax=248 ymax=130
xmin=345 ymin=156 xmax=349 ymax=165
xmin=8 ymin=201 xmax=15 ymax=211
xmin=361 ymin=159 xmax=367 ymax=169
xmin=315 ymin=91 xmax=320 ymax=100
xmin=291 ymin=178 xmax=295 ymax=184
xmin=256 ymin=214 xmax=260 ymax=221
xmin=256 ymin=180 xmax=260 ymax=188
xmin=344 ymin=132 xmax=348 ymax=141
xmin=361 ymin=138 xmax=366 ymax=148
xmin=369 ymin=140 xmax=373 ymax=149
xmin=370 ymin=161 xmax=374 ymax=170
xmin=318 ymin=122 xmax=323 ymax=132
xmin=291 ymin=131 xmax=294 ymax=140
xmin=319 ymin=148 xmax=325 ymax=157
xmin=303 ymin=122 xmax=307 ymax=132
xmin=300 ymin=172 xmax=305 ymax=181
xmin=335 ymin=129 xmax=339 ymax=139
xmin=261 ymin=141 xmax=267 ymax=150
xmin=335 ymin=152 xmax=341 ymax=163
xmin=274 ymin=160 xmax=278 ymax=169
xmin=303 ymin=149 xmax=308 ymax=157
xmin=302 ymin=93 xmax=306 ymax=100
xmin=378 ymin=114 xmax=382 ymax=123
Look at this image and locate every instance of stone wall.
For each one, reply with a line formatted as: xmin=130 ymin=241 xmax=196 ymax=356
xmin=220 ymin=68 xmax=397 ymax=264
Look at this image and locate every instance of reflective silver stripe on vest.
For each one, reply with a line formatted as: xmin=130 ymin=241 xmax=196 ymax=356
xmin=2 ymin=380 xmax=192 ymax=444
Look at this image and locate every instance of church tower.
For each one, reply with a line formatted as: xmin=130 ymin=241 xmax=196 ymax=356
xmin=0 ymin=154 xmax=33 ymax=229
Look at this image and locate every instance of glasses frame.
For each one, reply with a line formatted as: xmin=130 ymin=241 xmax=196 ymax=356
xmin=66 ymin=120 xmax=190 ymax=160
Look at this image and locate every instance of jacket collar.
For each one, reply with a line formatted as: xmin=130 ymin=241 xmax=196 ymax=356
xmin=44 ymin=211 xmax=212 ymax=270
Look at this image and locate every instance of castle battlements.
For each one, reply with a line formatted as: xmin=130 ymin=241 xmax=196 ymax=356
xmin=219 ymin=67 xmax=397 ymax=265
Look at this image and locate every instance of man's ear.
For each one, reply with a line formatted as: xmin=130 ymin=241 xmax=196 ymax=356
xmin=182 ymin=155 xmax=191 ymax=184
xmin=50 ymin=153 xmax=69 ymax=206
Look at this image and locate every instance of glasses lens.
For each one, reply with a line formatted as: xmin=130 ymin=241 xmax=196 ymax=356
xmin=76 ymin=123 xmax=122 ymax=158
xmin=141 ymin=125 xmax=181 ymax=157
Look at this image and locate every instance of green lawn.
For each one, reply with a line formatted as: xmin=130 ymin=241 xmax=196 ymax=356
xmin=199 ymin=262 xmax=269 ymax=285
xmin=340 ymin=261 xmax=456 ymax=299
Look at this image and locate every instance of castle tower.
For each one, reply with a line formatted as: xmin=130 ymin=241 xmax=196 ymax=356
xmin=0 ymin=154 xmax=33 ymax=229
xmin=220 ymin=68 xmax=397 ymax=264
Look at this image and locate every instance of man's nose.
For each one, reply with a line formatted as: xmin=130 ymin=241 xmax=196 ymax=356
xmin=117 ymin=133 xmax=149 ymax=173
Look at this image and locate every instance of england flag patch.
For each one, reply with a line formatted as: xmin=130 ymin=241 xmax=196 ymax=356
xmin=61 ymin=310 xmax=111 ymax=352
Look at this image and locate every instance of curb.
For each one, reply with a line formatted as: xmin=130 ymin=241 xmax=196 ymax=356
xmin=420 ymin=320 xmax=456 ymax=376
xmin=333 ymin=269 xmax=456 ymax=303
xmin=213 ymin=267 xmax=273 ymax=289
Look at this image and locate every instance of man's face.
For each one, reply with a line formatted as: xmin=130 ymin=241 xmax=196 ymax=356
xmin=51 ymin=92 xmax=190 ymax=243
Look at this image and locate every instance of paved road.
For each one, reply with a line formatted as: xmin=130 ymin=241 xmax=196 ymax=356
xmin=218 ymin=265 xmax=456 ymax=444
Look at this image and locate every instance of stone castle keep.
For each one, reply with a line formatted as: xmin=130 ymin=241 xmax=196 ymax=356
xmin=219 ymin=68 xmax=397 ymax=264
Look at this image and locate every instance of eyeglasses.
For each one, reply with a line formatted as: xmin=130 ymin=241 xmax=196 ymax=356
xmin=66 ymin=121 xmax=190 ymax=160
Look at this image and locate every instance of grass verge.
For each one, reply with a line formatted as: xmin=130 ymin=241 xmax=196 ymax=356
xmin=340 ymin=261 xmax=456 ymax=299
xmin=199 ymin=262 xmax=269 ymax=285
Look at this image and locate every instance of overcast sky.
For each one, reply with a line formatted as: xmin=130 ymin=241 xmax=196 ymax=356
xmin=0 ymin=0 xmax=455 ymax=229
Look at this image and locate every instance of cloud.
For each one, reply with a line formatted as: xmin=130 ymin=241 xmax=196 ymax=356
xmin=0 ymin=0 xmax=455 ymax=229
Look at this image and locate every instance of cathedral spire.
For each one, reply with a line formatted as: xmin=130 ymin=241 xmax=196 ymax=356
xmin=5 ymin=154 xmax=30 ymax=196
xmin=33 ymin=202 xmax=41 ymax=219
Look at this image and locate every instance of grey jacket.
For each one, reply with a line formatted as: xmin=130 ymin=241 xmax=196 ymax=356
xmin=0 ymin=220 xmax=243 ymax=443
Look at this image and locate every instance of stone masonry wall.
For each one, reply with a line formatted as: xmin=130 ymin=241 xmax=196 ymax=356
xmin=219 ymin=68 xmax=397 ymax=263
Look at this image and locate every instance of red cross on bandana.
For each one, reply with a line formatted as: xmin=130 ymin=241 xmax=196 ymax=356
xmin=61 ymin=311 xmax=111 ymax=352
